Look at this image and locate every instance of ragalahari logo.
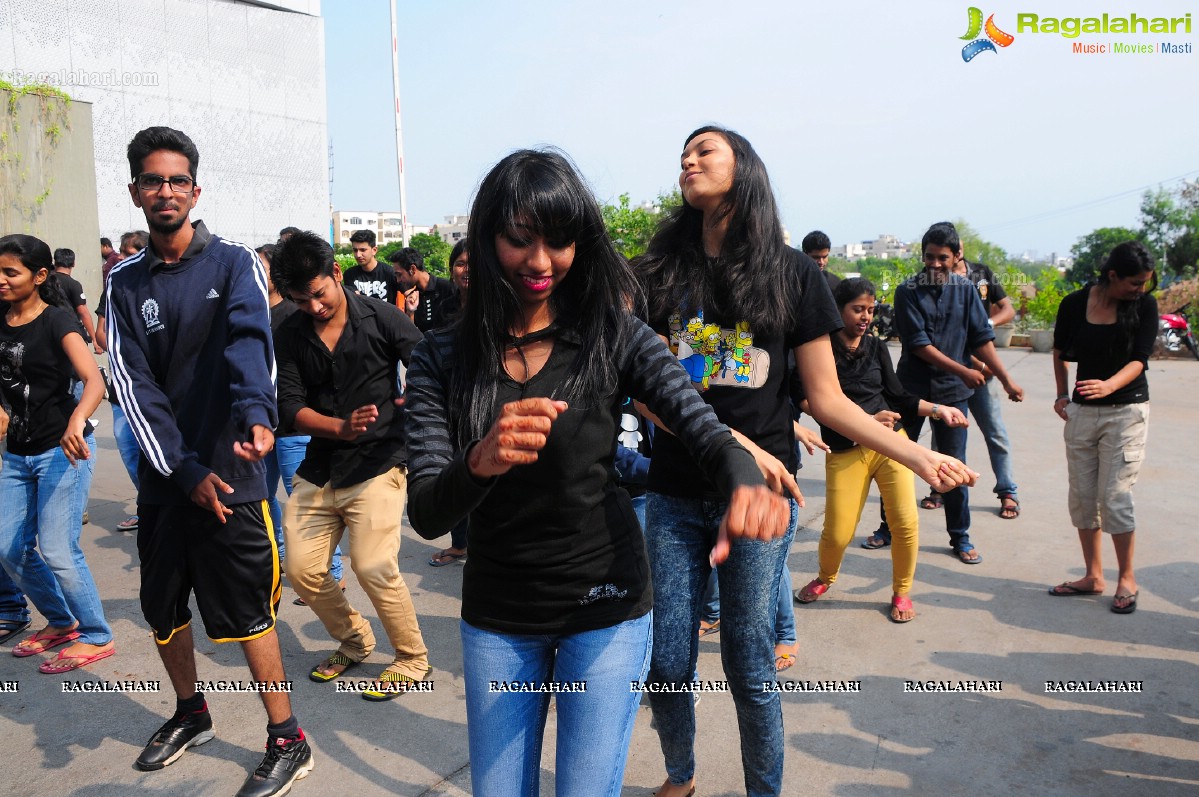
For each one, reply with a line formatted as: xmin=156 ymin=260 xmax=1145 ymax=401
xmin=961 ymin=7 xmax=1015 ymax=61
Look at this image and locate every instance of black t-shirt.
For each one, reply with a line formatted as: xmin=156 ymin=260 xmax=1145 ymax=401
xmin=962 ymin=259 xmax=1007 ymax=317
xmin=344 ymin=262 xmax=400 ymax=306
xmin=412 ymin=274 xmax=457 ymax=332
xmin=648 ymin=250 xmax=842 ymax=496
xmin=55 ymin=271 xmax=90 ymax=342
xmin=1054 ymin=286 xmax=1156 ymax=405
xmin=0 ymin=305 xmax=93 ymax=455
xmin=797 ymin=335 xmax=920 ymax=452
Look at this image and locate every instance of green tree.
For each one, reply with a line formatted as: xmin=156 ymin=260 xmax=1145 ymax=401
xmin=1068 ymin=226 xmax=1142 ymax=284
xmin=953 ymin=219 xmax=1010 ymax=269
xmin=377 ymin=232 xmax=452 ymax=277
xmin=601 ymin=189 xmax=682 ymax=259
xmin=1139 ymin=187 xmax=1188 ymax=276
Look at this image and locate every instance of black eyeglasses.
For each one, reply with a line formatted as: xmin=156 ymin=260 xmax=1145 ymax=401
xmin=135 ymin=173 xmax=195 ymax=193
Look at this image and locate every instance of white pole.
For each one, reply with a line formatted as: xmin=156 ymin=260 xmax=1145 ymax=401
xmin=389 ymin=0 xmax=409 ymax=246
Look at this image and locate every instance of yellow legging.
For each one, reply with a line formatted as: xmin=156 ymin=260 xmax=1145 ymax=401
xmin=819 ymin=439 xmax=919 ymax=595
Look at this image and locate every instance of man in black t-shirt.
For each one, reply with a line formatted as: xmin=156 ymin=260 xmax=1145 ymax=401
xmin=53 ymin=248 xmax=96 ymax=344
xmin=342 ymin=229 xmax=401 ymax=305
xmin=389 ymin=247 xmax=457 ymax=332
xmin=802 ymin=230 xmax=840 ymax=296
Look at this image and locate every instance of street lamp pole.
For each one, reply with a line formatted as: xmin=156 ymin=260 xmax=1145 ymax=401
xmin=389 ymin=0 xmax=409 ymax=246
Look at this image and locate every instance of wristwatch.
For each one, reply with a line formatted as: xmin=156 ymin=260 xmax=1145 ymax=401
xmin=931 ymin=404 xmax=941 ymax=420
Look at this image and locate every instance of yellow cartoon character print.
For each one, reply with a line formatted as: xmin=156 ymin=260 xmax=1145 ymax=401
xmin=669 ymin=310 xmax=769 ymax=391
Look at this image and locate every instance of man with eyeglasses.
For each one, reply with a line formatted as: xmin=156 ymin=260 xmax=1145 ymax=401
xmin=106 ymin=126 xmax=313 ymax=797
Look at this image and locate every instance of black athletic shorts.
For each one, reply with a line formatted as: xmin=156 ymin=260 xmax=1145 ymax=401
xmin=137 ymin=500 xmax=281 ymax=644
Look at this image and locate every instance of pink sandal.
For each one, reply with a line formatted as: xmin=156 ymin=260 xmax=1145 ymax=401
xmin=890 ymin=594 xmax=915 ymax=623
xmin=793 ymin=578 xmax=829 ymax=604
xmin=38 ymin=646 xmax=115 ymax=674
xmin=13 ymin=627 xmax=80 ymax=658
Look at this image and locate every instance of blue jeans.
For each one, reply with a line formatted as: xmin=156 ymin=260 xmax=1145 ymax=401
xmin=461 ymin=613 xmax=652 ymax=797
xmin=907 ymin=401 xmax=972 ymax=550
xmin=111 ymin=405 xmax=141 ymax=489
xmin=645 ymin=492 xmax=797 ymax=797
xmin=700 ymin=549 xmax=796 ymax=646
xmin=0 ymin=436 xmax=111 ymax=645
xmin=969 ymin=377 xmax=1017 ymax=498
xmin=0 ymin=565 xmax=28 ymax=624
xmin=267 ymin=435 xmax=343 ymax=582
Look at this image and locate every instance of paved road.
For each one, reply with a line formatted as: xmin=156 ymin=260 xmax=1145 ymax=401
xmin=2 ymin=346 xmax=1196 ymax=796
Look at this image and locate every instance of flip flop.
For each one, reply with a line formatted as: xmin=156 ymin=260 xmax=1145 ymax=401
xmin=793 ymin=578 xmax=829 ymax=604
xmin=775 ymin=652 xmax=796 ymax=672
xmin=999 ymin=495 xmax=1020 ymax=520
xmin=13 ymin=628 xmax=80 ymax=658
xmin=116 ymin=515 xmax=139 ymax=532
xmin=1111 ymin=592 xmax=1138 ymax=614
xmin=1048 ymin=582 xmax=1102 ymax=596
xmin=890 ymin=594 xmax=916 ymax=623
xmin=427 ymin=549 xmax=467 ymax=567
xmin=308 ymin=652 xmax=360 ymax=683
xmin=954 ymin=548 xmax=983 ymax=565
xmin=0 ymin=619 xmax=31 ymax=644
xmin=362 ymin=666 xmax=432 ymax=702
xmin=38 ymin=646 xmax=115 ymax=674
xmin=860 ymin=534 xmax=890 ymax=549
xmin=920 ymin=494 xmax=943 ymax=510
xmin=698 ymin=619 xmax=720 ymax=637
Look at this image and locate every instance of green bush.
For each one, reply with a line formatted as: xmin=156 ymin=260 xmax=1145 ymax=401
xmin=1023 ymin=269 xmax=1067 ymax=329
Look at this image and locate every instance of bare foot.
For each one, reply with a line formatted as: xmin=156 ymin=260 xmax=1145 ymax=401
xmin=775 ymin=641 xmax=799 ymax=672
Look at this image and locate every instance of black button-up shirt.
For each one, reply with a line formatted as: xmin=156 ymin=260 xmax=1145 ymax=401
xmin=275 ymin=288 xmax=422 ymax=488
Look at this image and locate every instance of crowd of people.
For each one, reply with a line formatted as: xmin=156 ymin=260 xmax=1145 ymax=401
xmin=0 ymin=124 xmax=1157 ymax=797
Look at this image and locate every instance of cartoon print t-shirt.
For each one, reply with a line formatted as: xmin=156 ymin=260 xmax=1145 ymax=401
xmin=343 ymin=262 xmax=400 ymax=306
xmin=647 ymin=250 xmax=842 ymax=498
xmin=0 ymin=304 xmax=92 ymax=456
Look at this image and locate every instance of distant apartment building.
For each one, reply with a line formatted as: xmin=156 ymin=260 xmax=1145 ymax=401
xmin=832 ymin=234 xmax=911 ymax=261
xmin=332 ymin=211 xmax=465 ymax=246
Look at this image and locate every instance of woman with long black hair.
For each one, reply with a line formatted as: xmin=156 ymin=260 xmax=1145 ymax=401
xmin=636 ymin=126 xmax=976 ymax=797
xmin=403 ymin=149 xmax=789 ymax=796
xmin=0 ymin=234 xmax=112 ymax=673
xmin=1048 ymin=240 xmax=1156 ymax=614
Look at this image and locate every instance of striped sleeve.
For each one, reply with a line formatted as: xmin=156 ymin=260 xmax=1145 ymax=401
xmin=619 ymin=317 xmax=763 ymax=498
xmin=106 ymin=258 xmax=212 ymax=494
xmin=403 ymin=331 xmax=495 ymax=539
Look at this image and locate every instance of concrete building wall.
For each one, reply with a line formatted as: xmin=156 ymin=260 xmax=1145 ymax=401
xmin=0 ymin=0 xmax=329 ymax=254
xmin=0 ymin=89 xmax=103 ymax=307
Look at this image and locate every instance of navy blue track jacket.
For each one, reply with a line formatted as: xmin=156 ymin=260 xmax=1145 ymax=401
xmin=106 ymin=220 xmax=278 ymax=506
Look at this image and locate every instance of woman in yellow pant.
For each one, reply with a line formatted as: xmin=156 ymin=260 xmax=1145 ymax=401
xmin=793 ymin=278 xmax=967 ymax=622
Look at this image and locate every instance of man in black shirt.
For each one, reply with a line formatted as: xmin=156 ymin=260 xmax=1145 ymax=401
xmin=389 ymin=247 xmax=456 ymax=332
xmin=342 ymin=229 xmax=401 ymax=305
xmin=272 ymin=231 xmax=430 ymax=701
xmin=52 ymin=248 xmax=96 ymax=344
xmin=802 ymin=230 xmax=840 ymax=295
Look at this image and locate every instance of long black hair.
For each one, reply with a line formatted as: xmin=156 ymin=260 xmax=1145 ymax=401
xmin=637 ymin=125 xmax=799 ymax=336
xmin=0 ymin=234 xmax=72 ymax=311
xmin=1099 ymin=240 xmax=1156 ymax=351
xmin=449 ymin=149 xmax=639 ymax=446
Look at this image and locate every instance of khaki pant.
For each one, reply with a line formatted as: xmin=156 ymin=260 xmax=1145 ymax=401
xmin=284 ymin=466 xmax=429 ymax=679
xmin=1064 ymin=402 xmax=1149 ymax=535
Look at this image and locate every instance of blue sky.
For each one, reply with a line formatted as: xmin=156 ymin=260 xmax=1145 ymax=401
xmin=324 ymin=0 xmax=1198 ymax=259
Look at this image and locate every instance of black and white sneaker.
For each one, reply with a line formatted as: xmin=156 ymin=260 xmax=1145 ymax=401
xmin=134 ymin=710 xmax=215 ymax=771
xmin=235 ymin=731 xmax=314 ymax=797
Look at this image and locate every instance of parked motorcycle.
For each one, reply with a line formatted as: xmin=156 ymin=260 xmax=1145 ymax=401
xmin=871 ymin=300 xmax=896 ymax=341
xmin=1159 ymin=302 xmax=1199 ymax=360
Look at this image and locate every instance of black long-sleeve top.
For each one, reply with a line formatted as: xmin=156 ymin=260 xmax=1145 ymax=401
xmin=403 ymin=315 xmax=763 ymax=635
xmin=797 ymin=335 xmax=920 ymax=452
